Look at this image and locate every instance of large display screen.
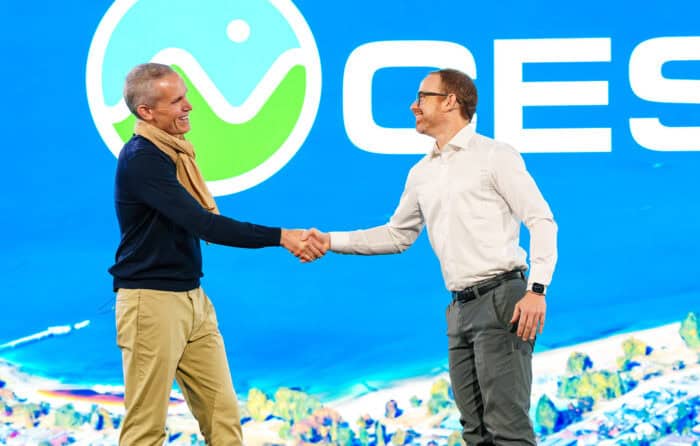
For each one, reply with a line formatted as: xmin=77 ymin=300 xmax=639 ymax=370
xmin=1 ymin=1 xmax=698 ymax=444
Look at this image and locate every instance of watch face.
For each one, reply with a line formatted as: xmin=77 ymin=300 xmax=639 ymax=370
xmin=533 ymin=283 xmax=545 ymax=294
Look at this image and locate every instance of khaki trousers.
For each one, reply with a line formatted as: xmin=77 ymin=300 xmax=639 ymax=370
xmin=115 ymin=287 xmax=242 ymax=445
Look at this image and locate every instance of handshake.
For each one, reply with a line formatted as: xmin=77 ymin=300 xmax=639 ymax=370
xmin=280 ymin=228 xmax=330 ymax=262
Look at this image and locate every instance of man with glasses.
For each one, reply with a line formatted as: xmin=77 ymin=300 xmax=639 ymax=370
xmin=304 ymin=68 xmax=557 ymax=445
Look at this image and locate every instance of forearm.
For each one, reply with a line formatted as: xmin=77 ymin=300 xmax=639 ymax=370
xmin=527 ymin=217 xmax=558 ymax=287
xmin=129 ymin=153 xmax=282 ymax=248
xmin=141 ymin=185 xmax=281 ymax=248
xmin=200 ymin=213 xmax=281 ymax=248
xmin=329 ymin=224 xmax=419 ymax=255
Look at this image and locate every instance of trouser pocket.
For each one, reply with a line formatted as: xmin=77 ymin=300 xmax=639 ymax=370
xmin=115 ymin=289 xmax=140 ymax=350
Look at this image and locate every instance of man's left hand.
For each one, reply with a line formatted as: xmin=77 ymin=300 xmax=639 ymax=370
xmin=510 ymin=291 xmax=546 ymax=341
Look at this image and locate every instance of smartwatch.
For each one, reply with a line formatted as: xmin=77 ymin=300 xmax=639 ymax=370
xmin=531 ymin=283 xmax=546 ymax=295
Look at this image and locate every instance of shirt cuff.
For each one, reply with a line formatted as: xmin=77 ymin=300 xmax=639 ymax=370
xmin=527 ymin=270 xmax=551 ymax=293
xmin=329 ymin=231 xmax=351 ymax=252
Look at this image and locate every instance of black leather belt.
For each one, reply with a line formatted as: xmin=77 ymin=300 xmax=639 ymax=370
xmin=451 ymin=270 xmax=525 ymax=303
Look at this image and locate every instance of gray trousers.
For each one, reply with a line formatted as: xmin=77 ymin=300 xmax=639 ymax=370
xmin=446 ymin=275 xmax=536 ymax=446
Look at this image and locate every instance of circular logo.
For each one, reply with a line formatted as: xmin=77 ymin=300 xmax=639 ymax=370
xmin=86 ymin=0 xmax=321 ymax=196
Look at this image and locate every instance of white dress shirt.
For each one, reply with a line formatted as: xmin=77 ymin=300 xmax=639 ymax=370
xmin=330 ymin=124 xmax=558 ymax=292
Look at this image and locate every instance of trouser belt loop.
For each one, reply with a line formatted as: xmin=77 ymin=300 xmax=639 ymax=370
xmin=473 ymin=283 xmax=482 ymax=300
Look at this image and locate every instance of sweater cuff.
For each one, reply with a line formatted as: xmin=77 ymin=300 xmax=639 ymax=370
xmin=272 ymin=227 xmax=283 ymax=246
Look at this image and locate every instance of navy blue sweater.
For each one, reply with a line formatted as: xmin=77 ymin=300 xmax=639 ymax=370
xmin=109 ymin=135 xmax=281 ymax=291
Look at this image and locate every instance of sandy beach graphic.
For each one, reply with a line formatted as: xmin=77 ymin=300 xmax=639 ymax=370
xmin=2 ymin=314 xmax=698 ymax=445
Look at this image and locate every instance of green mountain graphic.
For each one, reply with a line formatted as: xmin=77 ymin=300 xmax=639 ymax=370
xmin=114 ymin=64 xmax=306 ymax=181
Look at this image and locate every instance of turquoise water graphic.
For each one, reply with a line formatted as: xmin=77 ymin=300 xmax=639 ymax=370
xmin=101 ymin=0 xmax=299 ymax=107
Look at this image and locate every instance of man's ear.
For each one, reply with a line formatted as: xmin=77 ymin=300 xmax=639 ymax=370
xmin=446 ymin=93 xmax=459 ymax=110
xmin=136 ymin=104 xmax=152 ymax=121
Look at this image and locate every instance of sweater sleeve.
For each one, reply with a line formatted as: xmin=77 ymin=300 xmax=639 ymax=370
xmin=123 ymin=150 xmax=281 ymax=248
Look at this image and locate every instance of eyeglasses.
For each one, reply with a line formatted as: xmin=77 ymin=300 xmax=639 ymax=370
xmin=416 ymin=91 xmax=449 ymax=106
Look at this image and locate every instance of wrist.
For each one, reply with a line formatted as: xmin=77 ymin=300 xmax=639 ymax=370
xmin=529 ymin=282 xmax=547 ymax=295
xmin=280 ymin=229 xmax=291 ymax=248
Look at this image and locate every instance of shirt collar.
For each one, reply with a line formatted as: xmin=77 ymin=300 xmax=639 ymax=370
xmin=430 ymin=124 xmax=475 ymax=158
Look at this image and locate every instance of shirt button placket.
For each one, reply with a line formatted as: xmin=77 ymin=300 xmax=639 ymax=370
xmin=442 ymin=155 xmax=451 ymax=264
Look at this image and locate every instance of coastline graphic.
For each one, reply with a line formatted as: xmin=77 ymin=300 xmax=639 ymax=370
xmin=2 ymin=315 xmax=699 ymax=444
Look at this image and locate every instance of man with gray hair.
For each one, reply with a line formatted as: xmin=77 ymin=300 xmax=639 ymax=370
xmin=305 ymin=68 xmax=557 ymax=445
xmin=110 ymin=63 xmax=323 ymax=445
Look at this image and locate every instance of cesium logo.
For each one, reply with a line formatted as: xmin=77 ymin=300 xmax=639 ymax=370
xmin=86 ymin=0 xmax=321 ymax=195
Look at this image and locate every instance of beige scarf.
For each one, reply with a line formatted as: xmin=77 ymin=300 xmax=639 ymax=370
xmin=134 ymin=121 xmax=219 ymax=214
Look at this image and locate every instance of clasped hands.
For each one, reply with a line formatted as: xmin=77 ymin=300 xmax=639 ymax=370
xmin=281 ymin=228 xmax=330 ymax=262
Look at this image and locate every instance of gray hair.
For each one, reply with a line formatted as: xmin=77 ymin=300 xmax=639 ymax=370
xmin=123 ymin=63 xmax=176 ymax=118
